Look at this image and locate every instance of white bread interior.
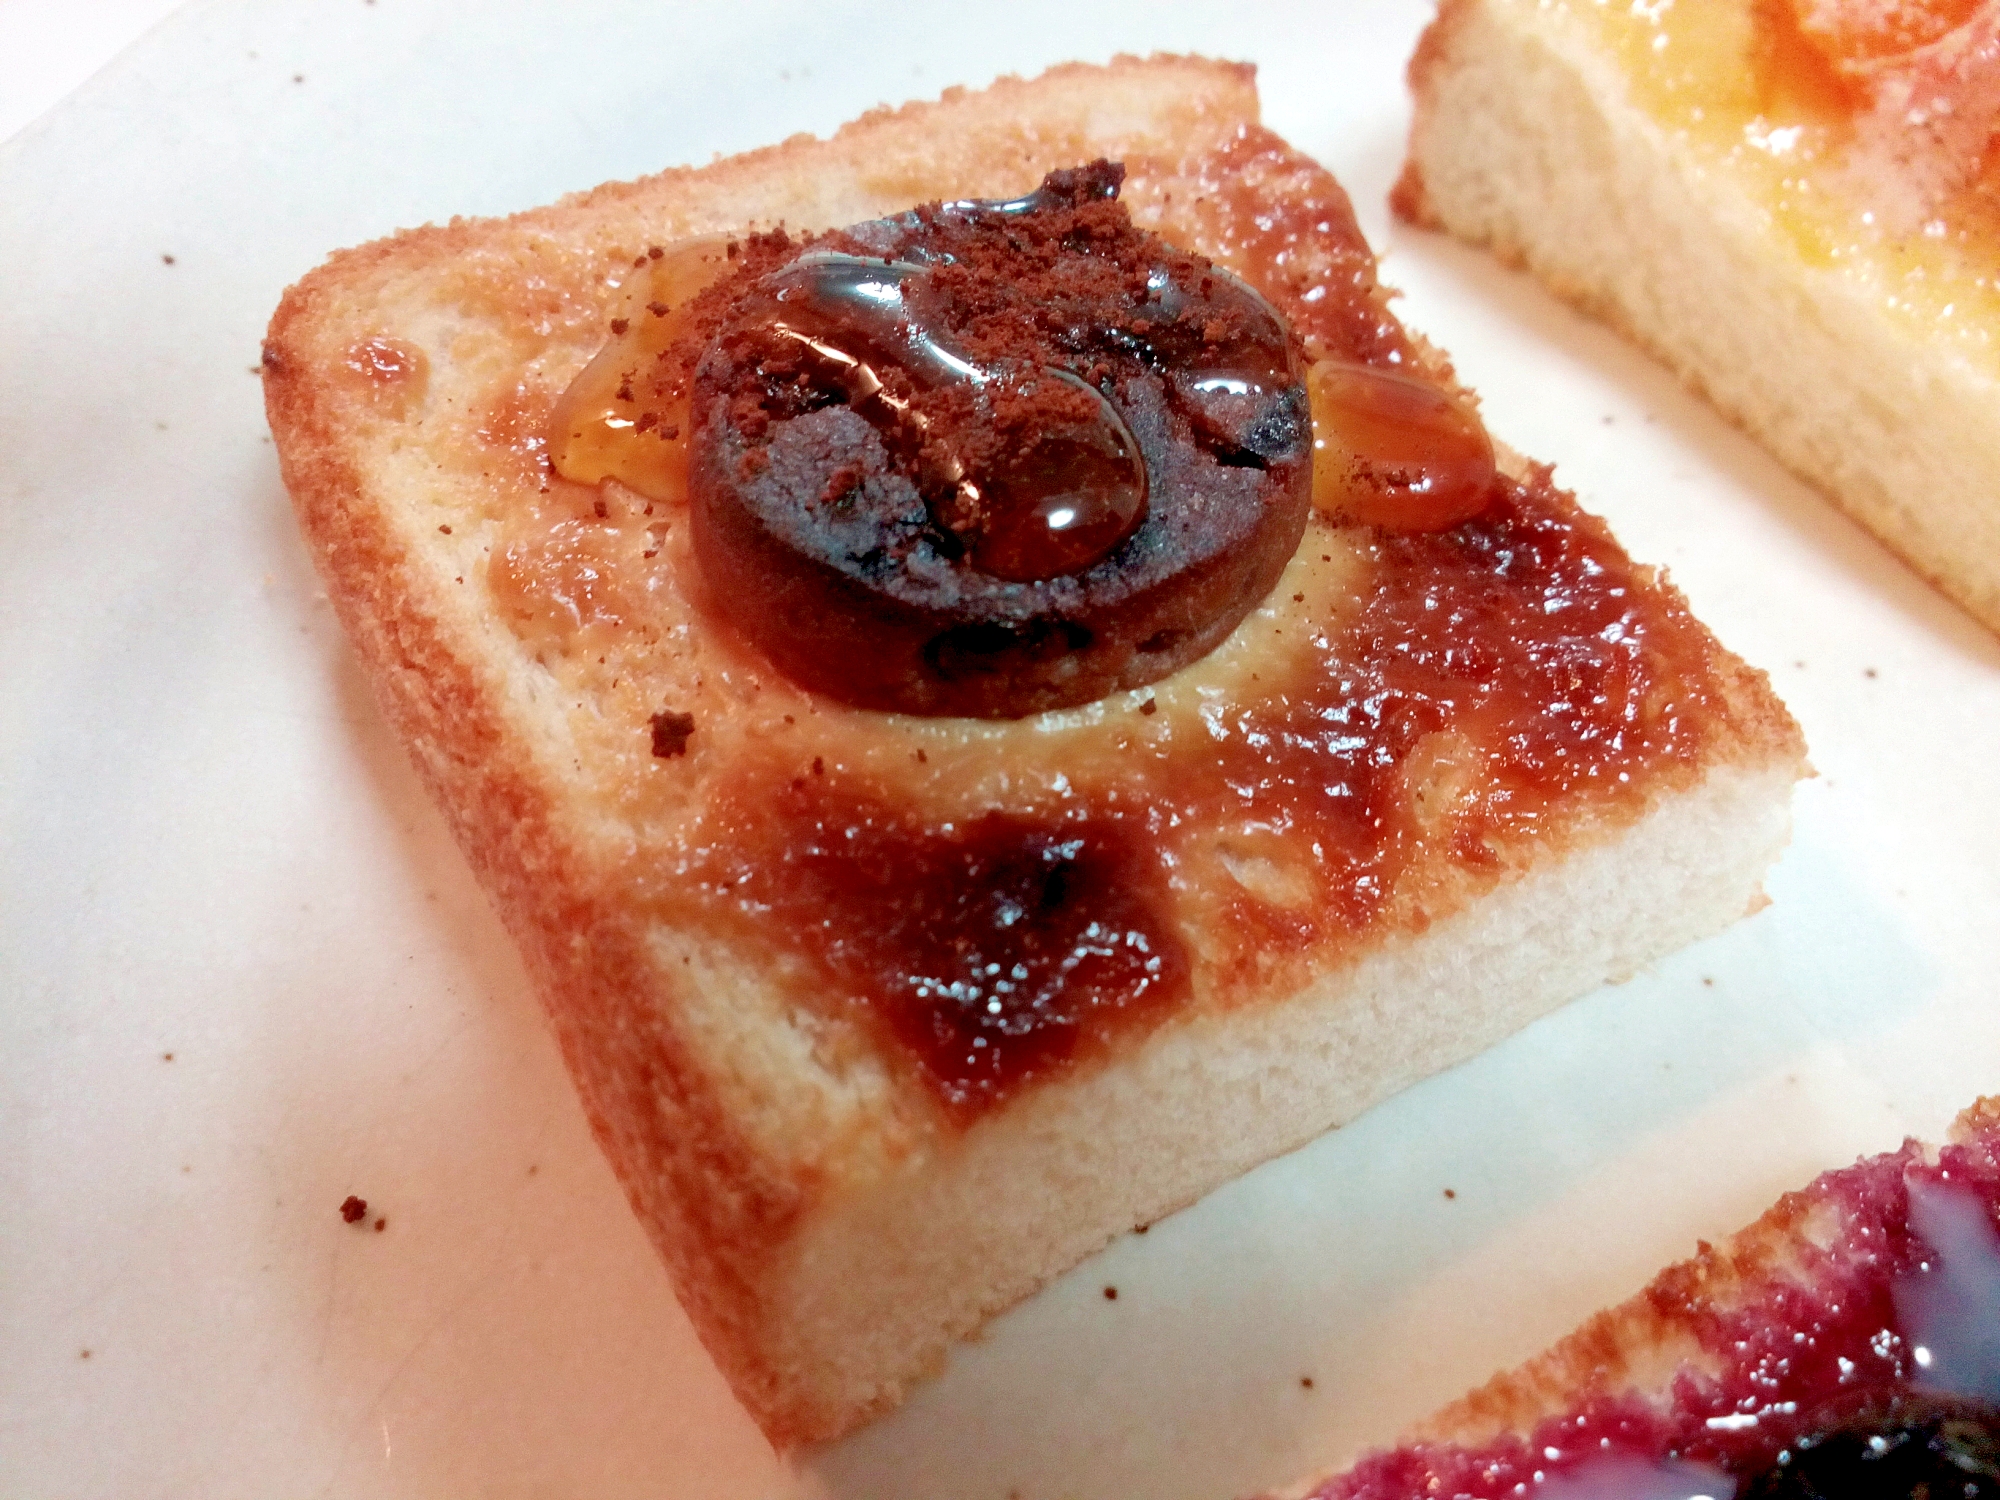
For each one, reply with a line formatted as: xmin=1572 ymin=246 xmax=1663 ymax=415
xmin=1396 ymin=0 xmax=2000 ymax=639
xmin=263 ymin=55 xmax=1806 ymax=1445
xmin=767 ymin=757 xmax=1797 ymax=1435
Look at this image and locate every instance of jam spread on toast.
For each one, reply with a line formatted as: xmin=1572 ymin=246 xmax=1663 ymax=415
xmin=1565 ymin=0 xmax=2000 ymax=353
xmin=519 ymin=134 xmax=1758 ymax=1120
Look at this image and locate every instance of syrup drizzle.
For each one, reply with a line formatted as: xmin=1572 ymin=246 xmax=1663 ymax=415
xmin=758 ymin=248 xmax=1149 ymax=582
xmin=1308 ymin=360 xmax=1497 ymax=531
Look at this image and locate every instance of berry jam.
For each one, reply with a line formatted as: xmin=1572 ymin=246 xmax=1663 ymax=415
xmin=1296 ymin=1110 xmax=2000 ymax=1500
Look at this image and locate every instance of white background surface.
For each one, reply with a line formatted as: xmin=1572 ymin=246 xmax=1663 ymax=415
xmin=3 ymin=3 xmax=1997 ymax=1498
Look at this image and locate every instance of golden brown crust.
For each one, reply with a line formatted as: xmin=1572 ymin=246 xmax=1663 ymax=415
xmin=265 ymin=53 xmax=1804 ymax=1443
xmin=264 ymin=54 xmax=1289 ymax=1440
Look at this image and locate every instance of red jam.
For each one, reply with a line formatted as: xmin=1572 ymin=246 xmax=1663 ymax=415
xmin=1297 ymin=1111 xmax=2000 ymax=1500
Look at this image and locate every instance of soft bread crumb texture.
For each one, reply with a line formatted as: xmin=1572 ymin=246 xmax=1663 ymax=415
xmin=265 ymin=55 xmax=1805 ymax=1444
xmin=1397 ymin=0 xmax=2000 ymax=638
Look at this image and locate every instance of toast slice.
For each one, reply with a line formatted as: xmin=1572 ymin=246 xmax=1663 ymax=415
xmin=263 ymin=56 xmax=1805 ymax=1444
xmin=1395 ymin=0 xmax=2000 ymax=638
xmin=1269 ymin=1097 xmax=2000 ymax=1500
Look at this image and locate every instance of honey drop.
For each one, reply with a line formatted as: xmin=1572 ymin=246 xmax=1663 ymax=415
xmin=548 ymin=236 xmax=735 ymax=501
xmin=1308 ymin=360 xmax=1496 ymax=531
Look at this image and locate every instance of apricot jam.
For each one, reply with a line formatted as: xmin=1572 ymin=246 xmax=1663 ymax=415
xmin=1551 ymin=0 xmax=2000 ymax=358
xmin=547 ymin=236 xmax=733 ymax=501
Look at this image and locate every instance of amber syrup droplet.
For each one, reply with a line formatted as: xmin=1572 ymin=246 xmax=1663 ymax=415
xmin=1308 ymin=360 xmax=1496 ymax=531
xmin=549 ymin=236 xmax=734 ymax=501
xmin=969 ymin=371 xmax=1148 ymax=582
xmin=754 ymin=252 xmax=1150 ymax=581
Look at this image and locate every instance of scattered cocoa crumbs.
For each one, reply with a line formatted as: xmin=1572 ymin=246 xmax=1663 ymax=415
xmin=161 ymin=1052 xmax=174 ymax=1061
xmin=161 ymin=253 xmax=175 ymax=265
xmin=1139 ymin=699 xmax=1157 ymax=716
xmin=339 ymin=1195 xmax=367 ymax=1224
xmin=373 ymin=1218 xmax=386 ymax=1232
xmin=650 ymin=710 xmax=696 ymax=758
xmin=1443 ymin=1188 xmax=1457 ymax=1200
xmin=647 ymin=301 xmax=668 ymax=317
xmin=1102 ymin=1285 xmax=1118 ymax=1300
xmin=1301 ymin=1376 xmax=1315 ymax=1389
xmin=437 ymin=523 xmax=451 ymax=534
xmin=609 ymin=317 xmax=629 ymax=336
xmin=811 ymin=756 xmax=825 ymax=776
xmin=1292 ymin=592 xmax=1305 ymax=602
xmin=593 ymin=497 xmax=608 ymax=519
xmin=647 ymin=245 xmax=664 ymax=260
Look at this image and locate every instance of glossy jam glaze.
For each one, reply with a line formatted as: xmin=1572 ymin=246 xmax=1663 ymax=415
xmin=1553 ymin=0 xmax=2000 ymax=362
xmin=483 ymin=127 xmax=1776 ymax=1118
xmin=1296 ymin=1110 xmax=2000 ymax=1500
xmin=747 ymin=246 xmax=1150 ymax=581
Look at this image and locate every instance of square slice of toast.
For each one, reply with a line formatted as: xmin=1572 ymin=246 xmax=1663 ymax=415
xmin=263 ymin=55 xmax=1806 ymax=1444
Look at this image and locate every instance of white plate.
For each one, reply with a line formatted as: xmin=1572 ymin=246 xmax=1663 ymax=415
xmin=4 ymin=3 xmax=1997 ymax=1497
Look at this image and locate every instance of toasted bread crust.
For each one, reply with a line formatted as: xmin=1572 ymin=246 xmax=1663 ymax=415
xmin=266 ymin=56 xmax=1804 ymax=1442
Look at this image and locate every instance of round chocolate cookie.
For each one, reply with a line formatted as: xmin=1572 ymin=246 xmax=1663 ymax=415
xmin=687 ymin=160 xmax=1312 ymax=719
